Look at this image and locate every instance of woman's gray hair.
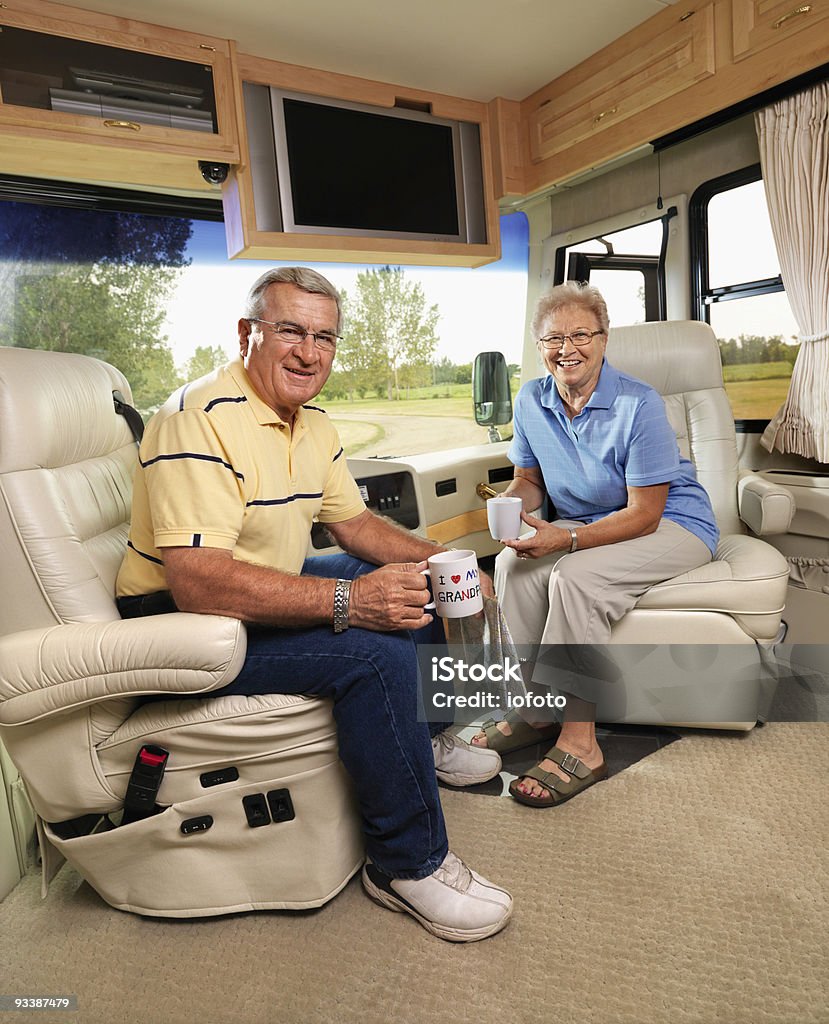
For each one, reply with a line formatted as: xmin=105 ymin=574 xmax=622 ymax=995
xmin=532 ymin=281 xmax=610 ymax=339
xmin=243 ymin=267 xmax=343 ymax=332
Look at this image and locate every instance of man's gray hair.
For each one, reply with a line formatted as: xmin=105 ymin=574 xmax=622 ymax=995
xmin=532 ymin=281 xmax=610 ymax=339
xmin=243 ymin=267 xmax=343 ymax=332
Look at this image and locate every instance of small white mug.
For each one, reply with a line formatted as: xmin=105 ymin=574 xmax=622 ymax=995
xmin=422 ymin=549 xmax=483 ymax=618
xmin=487 ymin=495 xmax=523 ymax=541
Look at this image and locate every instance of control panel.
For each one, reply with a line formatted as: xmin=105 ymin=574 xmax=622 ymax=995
xmin=311 ymin=469 xmax=419 ymax=550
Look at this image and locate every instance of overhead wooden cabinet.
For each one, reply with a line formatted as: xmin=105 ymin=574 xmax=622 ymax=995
xmin=527 ymin=3 xmax=716 ymax=167
xmin=731 ymin=0 xmax=829 ymax=60
xmin=0 ymin=0 xmax=239 ymax=191
xmin=222 ymin=53 xmax=501 ymax=267
xmin=508 ymin=0 xmax=829 ymax=198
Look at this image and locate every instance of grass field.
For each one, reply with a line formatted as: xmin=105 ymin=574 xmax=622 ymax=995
xmin=720 ymin=361 xmax=792 ymax=419
xmin=721 ymin=361 xmax=793 ymax=383
xmin=322 ymin=381 xmax=479 ymax=417
xmin=723 ymin=378 xmax=791 ymax=420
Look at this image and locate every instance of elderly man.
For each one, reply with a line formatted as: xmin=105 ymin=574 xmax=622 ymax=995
xmin=115 ymin=266 xmax=511 ymax=942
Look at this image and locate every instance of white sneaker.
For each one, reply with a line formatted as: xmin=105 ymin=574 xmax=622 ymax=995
xmin=362 ymin=851 xmax=512 ymax=942
xmin=431 ymin=731 xmax=501 ymax=786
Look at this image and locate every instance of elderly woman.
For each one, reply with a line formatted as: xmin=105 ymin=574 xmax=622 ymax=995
xmin=472 ymin=282 xmax=719 ymax=807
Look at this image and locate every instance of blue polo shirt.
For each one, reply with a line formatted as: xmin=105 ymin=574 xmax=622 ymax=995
xmin=509 ymin=360 xmax=719 ymax=554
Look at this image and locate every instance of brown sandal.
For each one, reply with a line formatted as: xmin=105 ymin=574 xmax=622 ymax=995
xmin=508 ymin=745 xmax=607 ymax=808
xmin=476 ymin=712 xmax=560 ymax=755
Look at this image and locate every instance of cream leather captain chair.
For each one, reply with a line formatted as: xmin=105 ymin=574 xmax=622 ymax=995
xmin=0 ymin=347 xmax=362 ymax=916
xmin=597 ymin=320 xmax=793 ymax=727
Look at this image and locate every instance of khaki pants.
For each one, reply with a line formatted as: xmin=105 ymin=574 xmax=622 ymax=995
xmin=494 ymin=519 xmax=713 ymax=710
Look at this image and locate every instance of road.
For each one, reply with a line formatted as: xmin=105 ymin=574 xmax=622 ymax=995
xmin=330 ymin=411 xmax=492 ymax=458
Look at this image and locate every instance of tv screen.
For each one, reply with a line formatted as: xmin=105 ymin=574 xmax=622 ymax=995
xmin=239 ymin=86 xmax=487 ymax=244
xmin=280 ymin=97 xmax=460 ymax=237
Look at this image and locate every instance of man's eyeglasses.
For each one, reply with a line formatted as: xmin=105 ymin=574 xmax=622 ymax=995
xmin=538 ymin=330 xmax=605 ymax=349
xmin=248 ymin=319 xmax=340 ymax=353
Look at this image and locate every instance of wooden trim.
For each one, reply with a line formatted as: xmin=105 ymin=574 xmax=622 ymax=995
xmin=0 ymin=130 xmax=223 ymax=191
xmin=1 ymin=0 xmax=232 ymax=55
xmin=426 ymin=509 xmax=489 ymax=544
xmin=488 ymin=97 xmax=525 ymax=198
xmin=2 ymin=0 xmax=232 ymax=54
xmin=235 ymin=52 xmax=486 ymax=123
xmin=227 ymin=40 xmax=249 ymax=173
xmin=229 ymin=233 xmax=499 ymax=267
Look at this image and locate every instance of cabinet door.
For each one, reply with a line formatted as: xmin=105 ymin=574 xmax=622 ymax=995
xmin=528 ymin=4 xmax=715 ymax=165
xmin=0 ymin=2 xmax=238 ymax=160
xmin=732 ymin=0 xmax=829 ymax=60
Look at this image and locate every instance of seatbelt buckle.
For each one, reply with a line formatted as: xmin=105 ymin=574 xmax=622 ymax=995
xmin=121 ymin=744 xmax=169 ymax=826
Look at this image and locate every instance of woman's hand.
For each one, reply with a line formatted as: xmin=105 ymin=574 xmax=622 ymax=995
xmin=502 ymin=512 xmax=571 ymax=560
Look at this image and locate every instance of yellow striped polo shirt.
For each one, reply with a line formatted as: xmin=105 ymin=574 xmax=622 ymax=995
xmin=116 ymin=358 xmax=365 ymax=597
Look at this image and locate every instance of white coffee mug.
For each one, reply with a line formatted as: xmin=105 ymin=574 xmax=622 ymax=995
xmin=421 ymin=549 xmax=483 ymax=618
xmin=487 ymin=495 xmax=523 ymax=541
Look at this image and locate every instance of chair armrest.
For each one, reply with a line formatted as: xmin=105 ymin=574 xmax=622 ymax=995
xmin=0 ymin=613 xmax=247 ymax=726
xmin=737 ymin=472 xmax=795 ymax=536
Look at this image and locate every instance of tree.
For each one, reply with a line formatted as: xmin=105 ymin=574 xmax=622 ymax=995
xmin=183 ymin=345 xmax=230 ymax=381
xmin=325 ymin=291 xmax=384 ymax=402
xmin=399 ymin=358 xmax=432 ymax=396
xmin=0 ymin=202 xmax=192 ymax=414
xmin=717 ymin=334 xmax=800 ymax=367
xmin=432 ymin=356 xmax=456 ymax=385
xmin=344 ymin=267 xmax=440 ymax=400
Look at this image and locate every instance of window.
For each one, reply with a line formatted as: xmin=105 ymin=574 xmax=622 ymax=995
xmin=690 ymin=166 xmax=799 ymax=422
xmin=554 ymin=218 xmax=668 ymax=324
xmin=0 ymin=177 xmax=528 ymax=457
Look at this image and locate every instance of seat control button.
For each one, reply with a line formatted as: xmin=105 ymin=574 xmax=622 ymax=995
xmin=200 ymin=766 xmax=240 ymax=788
xmin=180 ymin=815 xmax=213 ymax=835
xmin=266 ymin=788 xmax=295 ymax=823
xmin=242 ymin=793 xmax=270 ymax=828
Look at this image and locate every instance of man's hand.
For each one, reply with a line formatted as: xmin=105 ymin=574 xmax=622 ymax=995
xmin=348 ymin=562 xmax=434 ymax=632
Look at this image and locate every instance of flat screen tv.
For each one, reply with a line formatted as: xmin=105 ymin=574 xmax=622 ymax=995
xmin=242 ymin=84 xmax=487 ymax=244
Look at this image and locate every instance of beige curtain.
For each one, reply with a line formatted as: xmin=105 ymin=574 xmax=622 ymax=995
xmin=755 ymin=81 xmax=829 ymax=461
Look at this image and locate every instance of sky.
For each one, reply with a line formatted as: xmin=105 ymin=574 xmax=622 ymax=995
xmin=163 ymin=212 xmax=530 ymax=370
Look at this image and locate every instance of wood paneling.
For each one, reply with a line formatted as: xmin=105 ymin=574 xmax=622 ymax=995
xmin=425 ymin=509 xmax=489 ymax=544
xmin=732 ymin=0 xmax=829 ymax=60
xmin=520 ymin=0 xmax=829 ymax=196
xmin=528 ymin=4 xmax=715 ymax=166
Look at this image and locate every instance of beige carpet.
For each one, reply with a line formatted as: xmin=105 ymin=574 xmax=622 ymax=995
xmin=1 ymin=723 xmax=827 ymax=1024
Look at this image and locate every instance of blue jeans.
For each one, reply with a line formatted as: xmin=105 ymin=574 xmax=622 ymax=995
xmin=211 ymin=555 xmax=450 ymax=880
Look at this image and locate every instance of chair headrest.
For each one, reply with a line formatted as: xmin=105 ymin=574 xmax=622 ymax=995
xmin=606 ymin=320 xmax=723 ymax=396
xmin=0 ymin=347 xmax=134 ymax=474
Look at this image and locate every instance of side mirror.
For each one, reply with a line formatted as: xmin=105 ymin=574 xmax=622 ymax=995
xmin=473 ymin=351 xmax=512 ymax=427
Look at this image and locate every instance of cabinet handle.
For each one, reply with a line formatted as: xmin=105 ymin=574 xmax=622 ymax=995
xmin=103 ymin=119 xmax=141 ymax=131
xmin=773 ymin=5 xmax=812 ymax=28
xmin=199 ymin=44 xmax=217 ymax=51
xmin=679 ymin=10 xmax=694 ymax=20
xmin=593 ymin=106 xmax=618 ymax=125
